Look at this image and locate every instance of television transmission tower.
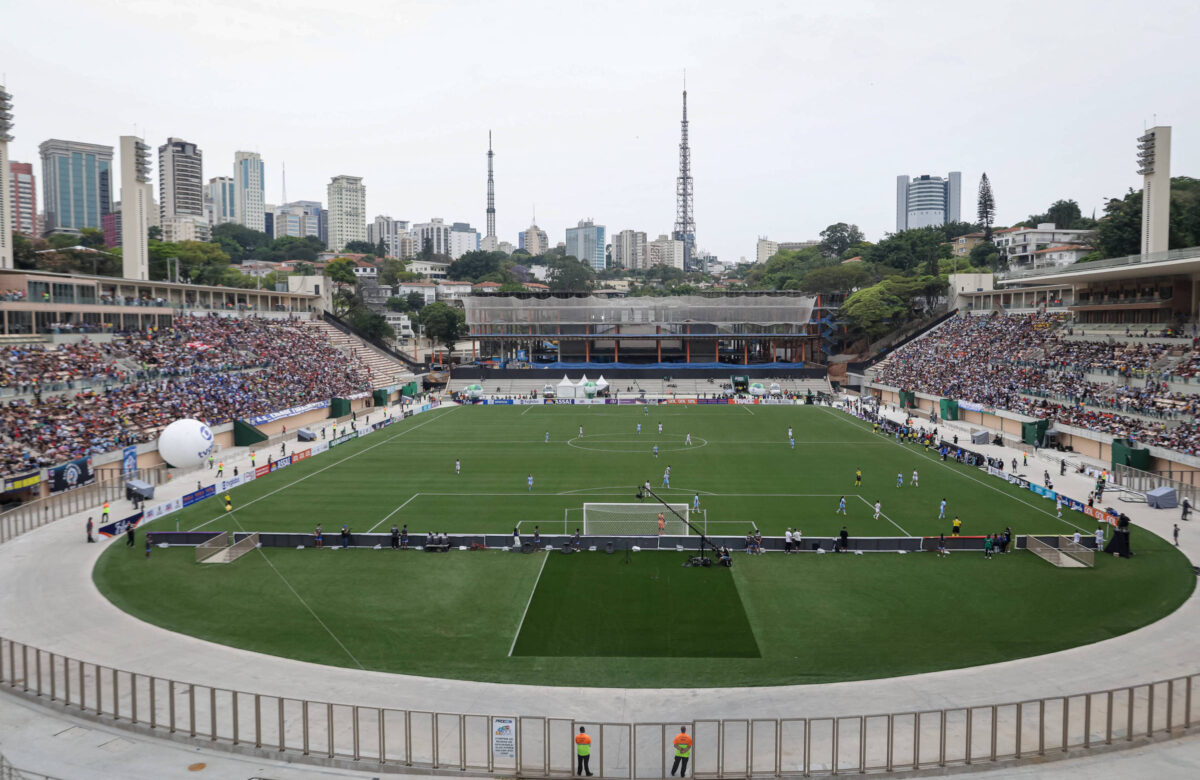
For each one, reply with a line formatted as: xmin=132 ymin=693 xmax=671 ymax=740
xmin=672 ymin=85 xmax=696 ymax=270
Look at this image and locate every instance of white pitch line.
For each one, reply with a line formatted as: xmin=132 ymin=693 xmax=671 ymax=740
xmin=367 ymin=493 xmax=421 ymax=532
xmin=740 ymin=404 xmax=755 ymax=415
xmin=520 ymin=404 xmax=536 ymax=416
xmin=855 ymin=495 xmax=912 ymax=537
xmin=820 ymin=408 xmax=1090 ymax=533
xmin=190 ymin=407 xmax=458 ymax=531
xmin=508 ymin=551 xmax=549 ymax=657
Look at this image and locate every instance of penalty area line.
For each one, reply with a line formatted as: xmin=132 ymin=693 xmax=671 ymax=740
xmin=855 ymin=495 xmax=912 ymax=537
xmin=367 ymin=493 xmax=421 ymax=532
xmin=508 ymin=551 xmax=549 ymax=657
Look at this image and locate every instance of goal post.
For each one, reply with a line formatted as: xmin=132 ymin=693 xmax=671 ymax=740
xmin=582 ymin=503 xmax=691 ymax=535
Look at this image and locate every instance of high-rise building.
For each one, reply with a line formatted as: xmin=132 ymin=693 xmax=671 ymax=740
xmin=566 ymin=219 xmax=606 ymax=272
xmin=522 ymin=220 xmax=548 ymax=256
xmin=275 ymin=200 xmax=325 ymax=241
xmin=326 ymin=175 xmax=366 ymax=252
xmin=38 ymin=138 xmax=113 ymax=235
xmin=648 ymin=234 xmax=685 ymax=270
xmin=0 ymin=87 xmax=11 ymax=269
xmin=612 ymin=229 xmax=647 ymax=269
xmin=450 ymin=222 xmax=480 ymax=260
xmin=756 ymin=237 xmax=780 ymax=264
xmin=119 ymin=135 xmax=152 ymax=280
xmin=263 ymin=205 xmax=274 ymax=240
xmin=206 ymin=176 xmax=236 ymax=226
xmin=413 ymin=218 xmax=451 ymax=257
xmin=1137 ymin=126 xmax=1172 ymax=255
xmin=102 ymin=210 xmax=121 ymax=248
xmin=481 ymin=132 xmax=498 ymax=252
xmin=368 ymin=216 xmax=415 ymax=258
xmin=10 ymin=162 xmax=36 ymax=238
xmin=896 ymin=172 xmax=961 ymax=232
xmin=158 ymin=138 xmax=203 ymax=220
xmin=234 ymin=151 xmax=265 ymax=233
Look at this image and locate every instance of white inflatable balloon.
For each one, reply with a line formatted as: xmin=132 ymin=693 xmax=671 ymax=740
xmin=157 ymin=418 xmax=215 ymax=469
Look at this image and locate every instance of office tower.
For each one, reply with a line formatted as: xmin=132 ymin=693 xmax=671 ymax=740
xmin=413 ymin=218 xmax=451 ymax=257
xmin=326 ymin=175 xmax=366 ymax=252
xmin=9 ymin=162 xmax=37 ymax=237
xmin=369 ymin=215 xmax=415 ymax=258
xmin=896 ymin=172 xmax=961 ymax=231
xmin=38 ymin=138 xmax=114 ymax=234
xmin=565 ymin=219 xmax=606 ymax=272
xmin=449 ymin=221 xmax=480 ymax=259
xmin=234 ymin=151 xmax=265 ymax=232
xmin=206 ymin=176 xmax=236 ymax=226
xmin=1137 ymin=126 xmax=1172 ymax=255
xmin=159 ymin=137 xmax=207 ymax=242
xmin=120 ymin=135 xmax=152 ymax=279
xmin=275 ymin=200 xmax=324 ymax=240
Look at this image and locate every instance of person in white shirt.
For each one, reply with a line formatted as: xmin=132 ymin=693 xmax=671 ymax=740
xmin=793 ymin=527 xmax=802 ymax=550
xmin=527 ymin=474 xmax=534 ymax=491
xmin=787 ymin=427 xmax=793 ymax=440
xmin=579 ymin=425 xmax=583 ymax=437
xmin=911 ymin=469 xmax=919 ymax=487
xmin=455 ymin=458 xmax=461 ymax=475
xmin=1095 ymin=526 xmax=1104 ymax=549
xmin=938 ymin=499 xmax=947 ymax=520
xmin=874 ymin=501 xmax=882 ymax=520
xmin=658 ymin=422 xmax=663 ymax=434
xmin=685 ymin=433 xmax=692 ymax=445
xmin=784 ymin=528 xmax=794 ymax=553
xmin=1073 ymin=531 xmax=1081 ymax=545
xmin=1056 ymin=496 xmax=1063 ymax=519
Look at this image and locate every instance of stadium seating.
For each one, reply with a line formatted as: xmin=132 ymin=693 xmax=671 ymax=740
xmin=0 ymin=316 xmax=376 ymax=476
xmin=872 ymin=312 xmax=1200 ymax=456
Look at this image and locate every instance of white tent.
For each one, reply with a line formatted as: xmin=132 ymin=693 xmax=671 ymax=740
xmin=595 ymin=375 xmax=609 ymax=390
xmin=556 ymin=375 xmax=577 ymax=399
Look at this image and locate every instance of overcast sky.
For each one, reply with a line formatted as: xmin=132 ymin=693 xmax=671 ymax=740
xmin=3 ymin=0 xmax=1198 ymax=262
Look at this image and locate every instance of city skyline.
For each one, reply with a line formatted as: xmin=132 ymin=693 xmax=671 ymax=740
xmin=2 ymin=1 xmax=1199 ymax=263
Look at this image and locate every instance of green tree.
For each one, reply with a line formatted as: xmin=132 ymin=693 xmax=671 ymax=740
xmin=292 ymin=261 xmax=316 ymax=276
xmin=862 ymin=227 xmax=944 ymax=272
xmin=818 ymin=223 xmax=865 ymax=259
xmin=1096 ymin=191 xmax=1141 ymax=258
xmin=977 ymin=173 xmax=996 ymax=241
xmin=798 ymin=263 xmax=874 ymax=294
xmin=841 ymin=284 xmax=907 ymax=339
xmin=79 ymin=227 xmax=107 ymax=249
xmin=211 ymin=222 xmax=272 ymax=263
xmin=546 ymin=255 xmax=596 ymax=291
xmin=325 ymin=257 xmax=358 ymax=287
xmin=406 ymin=291 xmax=428 ymax=312
xmin=347 ymin=307 xmax=395 ymax=340
xmin=448 ymin=250 xmax=504 ymax=281
xmin=968 ymin=240 xmax=1000 ymax=269
xmin=378 ymin=258 xmax=408 ymax=286
xmin=386 ymin=296 xmax=409 ymax=312
xmin=177 ymin=241 xmax=234 ymax=285
xmin=418 ymin=301 xmax=467 ymax=350
xmin=147 ymin=225 xmax=162 ymax=241
xmin=344 ymin=240 xmax=377 ymax=255
xmin=376 ymin=238 xmax=388 ymax=258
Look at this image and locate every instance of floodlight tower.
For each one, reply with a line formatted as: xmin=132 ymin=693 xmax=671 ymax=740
xmin=672 ymin=85 xmax=696 ymax=271
xmin=1137 ymin=125 xmax=1171 ymax=256
xmin=0 ymin=86 xmax=14 ymax=270
xmin=120 ymin=135 xmax=153 ymax=280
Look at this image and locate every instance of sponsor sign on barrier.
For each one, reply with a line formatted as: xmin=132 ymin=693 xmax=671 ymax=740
xmin=143 ymin=497 xmax=182 ymax=522
xmin=312 ymin=442 xmax=329 ymax=455
xmin=269 ymin=455 xmax=293 ymax=472
xmin=3 ymin=470 xmax=40 ymax=493
xmin=329 ymin=433 xmax=357 ymax=448
xmin=182 ymin=485 xmax=216 ymax=508
xmin=247 ymin=400 xmax=330 ymax=426
xmin=552 ymin=399 xmax=574 ymax=405
xmin=492 ymin=717 xmax=516 ymax=760
xmin=985 ymin=466 xmax=1119 ymax=526
xmin=662 ymin=399 xmax=697 ymax=405
xmin=255 ymin=464 xmax=271 ymax=478
xmin=291 ymin=449 xmax=312 ymax=463
xmin=99 ymin=511 xmax=144 ymax=538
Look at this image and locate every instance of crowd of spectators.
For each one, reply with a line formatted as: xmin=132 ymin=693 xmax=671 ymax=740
xmin=0 ymin=315 xmax=375 ymax=476
xmin=873 ymin=312 xmax=1200 ymax=457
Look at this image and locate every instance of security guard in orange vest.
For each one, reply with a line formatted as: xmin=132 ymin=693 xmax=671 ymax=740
xmin=102 ymin=501 xmax=110 ymax=520
xmin=575 ymin=726 xmax=593 ymax=776
xmin=671 ymin=726 xmax=692 ymax=777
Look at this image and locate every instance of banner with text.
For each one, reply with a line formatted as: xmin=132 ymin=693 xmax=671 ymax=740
xmin=48 ymin=456 xmax=95 ymax=494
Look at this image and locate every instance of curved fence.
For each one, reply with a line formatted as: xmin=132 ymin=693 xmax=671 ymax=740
xmin=0 ymin=637 xmax=1196 ymax=777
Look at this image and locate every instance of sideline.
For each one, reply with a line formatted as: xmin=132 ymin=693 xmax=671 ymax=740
xmin=508 ymin=551 xmax=550 ymax=657
xmin=855 ymin=495 xmax=913 ymax=536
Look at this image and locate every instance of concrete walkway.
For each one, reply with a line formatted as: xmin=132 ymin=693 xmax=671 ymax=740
xmin=0 ymin=398 xmax=1198 ymax=773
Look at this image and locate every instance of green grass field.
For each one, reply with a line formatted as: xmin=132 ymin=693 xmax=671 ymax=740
xmin=93 ymin=404 xmax=1196 ymax=687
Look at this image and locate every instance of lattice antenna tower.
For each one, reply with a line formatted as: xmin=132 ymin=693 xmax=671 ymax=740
xmin=486 ymin=131 xmax=496 ymax=241
xmin=672 ymin=75 xmax=696 ymax=270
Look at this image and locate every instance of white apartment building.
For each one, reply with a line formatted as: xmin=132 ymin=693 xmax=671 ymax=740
xmin=205 ymin=176 xmax=236 ymax=226
xmin=648 ymin=234 xmax=685 ymax=270
xmin=756 ymin=238 xmax=779 ymax=264
xmin=408 ymin=259 xmax=449 ymax=279
xmin=436 ymin=280 xmax=474 ymax=303
xmin=368 ymin=215 xmax=415 ymax=258
xmin=896 ymin=172 xmax=961 ymax=231
xmin=158 ymin=138 xmax=204 ymax=224
xmin=521 ymin=223 xmax=548 ymax=255
xmin=993 ymin=223 xmax=1093 ymax=267
xmin=326 ymin=175 xmax=366 ymax=252
xmin=612 ymin=229 xmax=647 ymax=269
xmin=275 ymin=200 xmax=323 ymax=240
xmin=449 ymin=222 xmax=480 ymax=260
xmin=413 ymin=218 xmax=451 ymax=257
xmin=1030 ymin=245 xmax=1092 ymax=269
xmin=234 ymin=151 xmax=265 ymax=233
xmin=161 ymin=214 xmax=211 ymax=243
xmin=396 ymin=281 xmax=438 ymax=305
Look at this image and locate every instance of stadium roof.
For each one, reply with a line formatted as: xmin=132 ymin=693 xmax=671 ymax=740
xmin=997 ymin=246 xmax=1200 ymax=287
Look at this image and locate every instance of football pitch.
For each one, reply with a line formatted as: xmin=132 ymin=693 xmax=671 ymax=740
xmin=94 ymin=404 xmax=1196 ymax=687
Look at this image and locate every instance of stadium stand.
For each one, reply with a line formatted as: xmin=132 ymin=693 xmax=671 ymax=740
xmin=871 ymin=312 xmax=1200 ymax=456
xmin=0 ymin=316 xmax=377 ymax=476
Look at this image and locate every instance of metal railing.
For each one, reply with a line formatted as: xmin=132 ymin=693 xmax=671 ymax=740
xmin=1112 ymin=463 xmax=1200 ymax=507
xmin=0 ymin=753 xmax=64 ymax=780
xmin=997 ymin=246 xmax=1200 ymax=281
xmin=0 ymin=636 xmax=1196 ymax=777
xmin=0 ymin=466 xmax=167 ymax=544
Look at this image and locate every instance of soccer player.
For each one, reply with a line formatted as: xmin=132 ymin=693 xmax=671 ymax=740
xmin=787 ymin=426 xmax=793 ymax=440
xmin=1095 ymin=526 xmax=1105 ymax=549
xmin=1056 ymin=496 xmax=1063 ymax=519
xmin=911 ymin=469 xmax=919 ymax=487
xmin=579 ymin=425 xmax=583 ymax=437
xmin=854 ymin=468 xmax=862 ymax=486
xmin=896 ymin=472 xmax=903 ymax=488
xmin=528 ymin=473 xmax=534 ymax=491
xmin=836 ymin=496 xmax=847 ymax=515
xmin=637 ymin=423 xmax=642 ymax=435
xmin=789 ymin=436 xmax=795 ymax=450
xmin=658 ymin=422 xmax=663 ymax=434
xmin=984 ymin=535 xmax=994 ymax=559
xmin=455 ymin=458 xmax=461 ymax=475
xmin=653 ymin=444 xmax=659 ymax=458
xmin=662 ymin=467 xmax=671 ymax=488
xmin=873 ymin=500 xmax=881 ymax=520
xmin=685 ymin=433 xmax=692 ymax=445
xmin=643 ymin=405 xmax=648 ymax=415
xmin=643 ymin=479 xmax=652 ymax=496
xmin=545 ymin=431 xmax=550 ymax=444
xmin=938 ymin=498 xmax=947 ymax=520
xmin=952 ymin=516 xmax=962 ymax=535
xmin=693 ymin=494 xmax=701 ymax=511
xmin=657 ymin=513 xmax=666 ymax=535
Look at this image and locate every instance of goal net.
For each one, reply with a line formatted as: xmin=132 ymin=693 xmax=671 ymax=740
xmin=582 ymin=503 xmax=691 ymax=535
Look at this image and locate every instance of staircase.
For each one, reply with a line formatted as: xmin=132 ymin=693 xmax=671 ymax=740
xmin=307 ymin=320 xmax=416 ymax=389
